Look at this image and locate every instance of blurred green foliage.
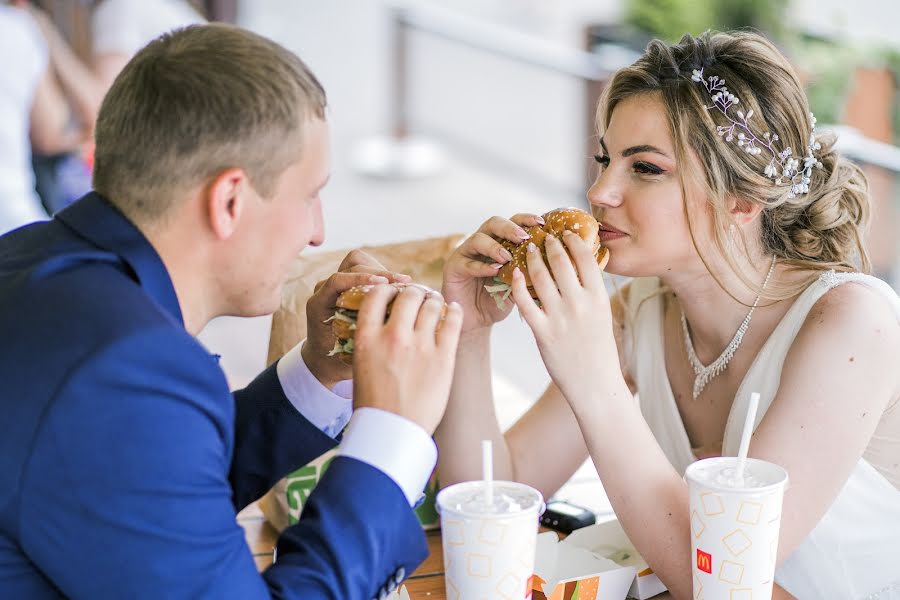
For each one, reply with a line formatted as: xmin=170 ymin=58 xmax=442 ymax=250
xmin=624 ymin=0 xmax=787 ymax=43
xmin=623 ymin=0 xmax=898 ymax=142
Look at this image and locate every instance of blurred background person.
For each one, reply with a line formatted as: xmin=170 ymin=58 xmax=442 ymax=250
xmin=0 ymin=2 xmax=84 ymax=233
xmin=24 ymin=1 xmax=103 ymax=215
xmin=90 ymin=0 xmax=206 ymax=91
xmin=21 ymin=0 xmax=205 ymax=215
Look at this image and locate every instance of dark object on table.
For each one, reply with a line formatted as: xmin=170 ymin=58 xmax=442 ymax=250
xmin=540 ymin=500 xmax=596 ymax=534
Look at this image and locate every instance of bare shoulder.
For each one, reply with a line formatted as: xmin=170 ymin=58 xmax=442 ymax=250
xmin=793 ymin=280 xmax=900 ymax=392
xmin=805 ymin=280 xmax=899 ymax=337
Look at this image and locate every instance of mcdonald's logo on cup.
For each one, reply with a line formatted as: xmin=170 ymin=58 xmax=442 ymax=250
xmin=697 ymin=549 xmax=712 ymax=574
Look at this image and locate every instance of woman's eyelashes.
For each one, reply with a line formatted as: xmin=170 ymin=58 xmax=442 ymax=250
xmin=633 ymin=161 xmax=664 ymax=175
xmin=593 ymin=154 xmax=665 ymax=176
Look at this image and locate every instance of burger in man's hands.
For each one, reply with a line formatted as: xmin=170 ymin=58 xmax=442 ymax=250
xmin=327 ymin=283 xmax=447 ymax=363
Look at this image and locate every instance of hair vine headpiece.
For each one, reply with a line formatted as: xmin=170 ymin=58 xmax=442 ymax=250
xmin=691 ymin=67 xmax=822 ymax=199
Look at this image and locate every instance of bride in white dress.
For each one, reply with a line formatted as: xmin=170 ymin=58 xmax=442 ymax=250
xmin=437 ymin=30 xmax=900 ymax=599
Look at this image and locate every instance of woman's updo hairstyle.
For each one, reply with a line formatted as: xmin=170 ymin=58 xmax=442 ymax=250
xmin=597 ymin=30 xmax=871 ymax=298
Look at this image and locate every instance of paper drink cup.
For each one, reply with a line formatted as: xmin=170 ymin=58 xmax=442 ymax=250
xmin=685 ymin=457 xmax=789 ymax=600
xmin=436 ymin=480 xmax=544 ymax=600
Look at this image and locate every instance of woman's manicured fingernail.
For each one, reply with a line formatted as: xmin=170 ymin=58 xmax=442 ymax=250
xmin=395 ymin=273 xmax=412 ymax=281
xmin=527 ymin=242 xmax=537 ymax=253
xmin=500 ymin=249 xmax=513 ymax=262
xmin=490 ymin=263 xmax=503 ymax=270
xmin=513 ymin=267 xmax=523 ymax=278
xmin=516 ymin=227 xmax=530 ymax=239
xmin=369 ymin=276 xmax=389 ymax=284
xmin=535 ymin=216 xmax=545 ymax=225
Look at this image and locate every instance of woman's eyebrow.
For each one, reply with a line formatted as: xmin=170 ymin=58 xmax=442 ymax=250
xmin=599 ymin=137 xmax=671 ymax=159
xmin=622 ymin=144 xmax=671 ymax=158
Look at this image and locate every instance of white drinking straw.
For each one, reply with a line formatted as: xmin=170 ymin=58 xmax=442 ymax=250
xmin=736 ymin=392 xmax=761 ymax=484
xmin=482 ymin=439 xmax=494 ymax=506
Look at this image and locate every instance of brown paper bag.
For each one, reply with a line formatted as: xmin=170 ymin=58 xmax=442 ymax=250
xmin=258 ymin=234 xmax=464 ymax=533
xmin=266 ymin=234 xmax=464 ymax=366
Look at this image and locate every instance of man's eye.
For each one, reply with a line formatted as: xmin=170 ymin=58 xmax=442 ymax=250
xmin=593 ymin=154 xmax=610 ymax=167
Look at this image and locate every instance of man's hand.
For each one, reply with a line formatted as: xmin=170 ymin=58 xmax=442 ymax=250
xmin=302 ymin=250 xmax=410 ymax=390
xmin=352 ymin=285 xmax=463 ymax=435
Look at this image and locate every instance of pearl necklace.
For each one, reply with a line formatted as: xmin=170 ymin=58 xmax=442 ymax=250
xmin=680 ymin=255 xmax=777 ymax=401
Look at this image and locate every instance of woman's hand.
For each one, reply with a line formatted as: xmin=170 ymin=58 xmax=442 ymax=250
xmin=442 ymin=213 xmax=543 ymax=333
xmin=509 ymin=231 xmax=622 ymax=403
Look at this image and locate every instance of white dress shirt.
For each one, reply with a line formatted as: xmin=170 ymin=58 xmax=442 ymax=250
xmin=276 ymin=342 xmax=436 ymax=506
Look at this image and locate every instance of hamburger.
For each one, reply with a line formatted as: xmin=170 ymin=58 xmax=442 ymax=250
xmin=326 ymin=282 xmax=446 ymax=363
xmin=484 ymin=207 xmax=610 ymax=309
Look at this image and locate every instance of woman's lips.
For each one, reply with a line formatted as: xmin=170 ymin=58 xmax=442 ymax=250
xmin=599 ymin=222 xmax=627 ymax=242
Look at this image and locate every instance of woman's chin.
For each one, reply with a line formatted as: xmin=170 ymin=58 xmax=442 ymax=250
xmin=603 ymin=256 xmax=635 ymax=278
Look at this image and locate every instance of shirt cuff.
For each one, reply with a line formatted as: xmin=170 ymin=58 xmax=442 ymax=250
xmin=337 ymin=407 xmax=437 ymax=506
xmin=276 ymin=341 xmax=353 ymax=438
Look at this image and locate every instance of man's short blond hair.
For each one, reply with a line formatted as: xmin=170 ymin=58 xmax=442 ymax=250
xmin=92 ymin=23 xmax=327 ymax=222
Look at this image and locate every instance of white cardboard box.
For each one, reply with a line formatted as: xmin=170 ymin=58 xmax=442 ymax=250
xmin=389 ymin=519 xmax=668 ymax=600
xmin=532 ymin=528 xmax=635 ymax=599
xmin=563 ymin=519 xmax=668 ymax=600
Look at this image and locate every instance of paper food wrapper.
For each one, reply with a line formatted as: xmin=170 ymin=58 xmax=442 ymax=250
xmin=258 ymin=234 xmax=463 ymax=533
xmin=532 ymin=519 xmax=667 ymax=600
xmin=259 ymin=452 xmax=440 ymax=532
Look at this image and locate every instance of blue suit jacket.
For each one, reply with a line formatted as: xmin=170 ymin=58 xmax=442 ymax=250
xmin=0 ymin=193 xmax=427 ymax=599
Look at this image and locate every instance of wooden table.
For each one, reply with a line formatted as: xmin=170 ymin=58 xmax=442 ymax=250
xmin=239 ymin=508 xmax=447 ymax=595
xmin=238 ymin=507 xmax=672 ymax=599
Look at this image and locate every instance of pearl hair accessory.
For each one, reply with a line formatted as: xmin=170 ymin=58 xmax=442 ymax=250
xmin=691 ymin=68 xmax=823 ymax=199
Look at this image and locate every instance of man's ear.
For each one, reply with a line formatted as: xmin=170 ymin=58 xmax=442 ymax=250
xmin=728 ymin=195 xmax=764 ymax=226
xmin=206 ymin=168 xmax=249 ymax=241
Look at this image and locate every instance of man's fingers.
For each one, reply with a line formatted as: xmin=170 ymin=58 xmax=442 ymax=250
xmin=347 ymin=264 xmax=412 ymax=283
xmin=436 ymin=302 xmax=463 ymax=355
xmin=313 ymin=271 xmax=389 ymax=296
xmin=385 ymin=285 xmax=427 ymax=333
xmin=355 ymin=284 xmax=399 ymax=335
xmin=414 ymin=296 xmax=445 ymax=336
xmin=337 ymin=249 xmax=385 ymax=272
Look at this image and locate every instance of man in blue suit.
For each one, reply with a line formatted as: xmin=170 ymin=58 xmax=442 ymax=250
xmin=0 ymin=23 xmax=464 ymax=599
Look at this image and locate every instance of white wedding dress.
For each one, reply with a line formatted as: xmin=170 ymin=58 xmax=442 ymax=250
xmin=624 ymin=271 xmax=900 ymax=599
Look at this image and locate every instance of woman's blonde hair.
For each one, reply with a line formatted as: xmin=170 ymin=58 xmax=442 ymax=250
xmin=597 ymin=30 xmax=871 ymax=301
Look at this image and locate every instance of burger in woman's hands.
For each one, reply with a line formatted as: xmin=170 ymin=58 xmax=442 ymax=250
xmin=484 ymin=207 xmax=609 ymax=308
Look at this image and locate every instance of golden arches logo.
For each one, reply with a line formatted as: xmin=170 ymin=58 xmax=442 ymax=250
xmin=697 ymin=549 xmax=712 ymax=574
